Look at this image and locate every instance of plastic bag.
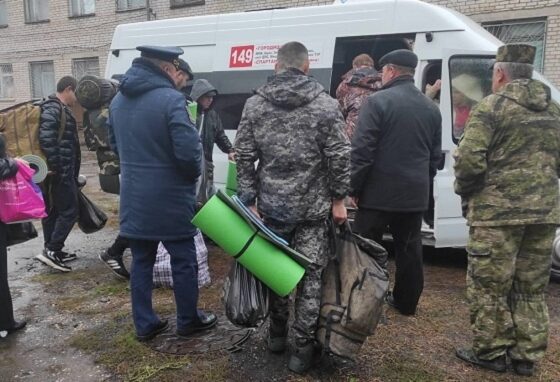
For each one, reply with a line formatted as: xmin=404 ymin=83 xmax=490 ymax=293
xmin=77 ymin=190 xmax=108 ymax=234
xmin=6 ymin=222 xmax=38 ymax=247
xmin=224 ymin=261 xmax=269 ymax=327
xmin=0 ymin=162 xmax=47 ymax=223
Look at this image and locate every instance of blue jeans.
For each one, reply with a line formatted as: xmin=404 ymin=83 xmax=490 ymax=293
xmin=129 ymin=237 xmax=199 ymax=336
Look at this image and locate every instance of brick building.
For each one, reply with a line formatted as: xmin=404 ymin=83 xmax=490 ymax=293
xmin=0 ymin=0 xmax=558 ymax=108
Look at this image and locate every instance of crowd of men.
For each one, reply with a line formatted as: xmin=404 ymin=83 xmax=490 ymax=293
xmin=1 ymin=38 xmax=559 ymax=378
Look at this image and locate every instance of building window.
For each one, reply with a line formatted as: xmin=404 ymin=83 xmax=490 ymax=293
xmin=30 ymin=61 xmax=55 ymax=99
xmin=24 ymin=0 xmax=49 ymax=23
xmin=170 ymin=0 xmax=204 ymax=8
xmin=116 ymin=0 xmax=145 ymax=11
xmin=0 ymin=64 xmax=14 ymax=99
xmin=484 ymin=19 xmax=546 ymax=73
xmin=69 ymin=0 xmax=95 ymax=17
xmin=0 ymin=1 xmax=8 ymax=26
xmin=72 ymin=57 xmax=100 ymax=79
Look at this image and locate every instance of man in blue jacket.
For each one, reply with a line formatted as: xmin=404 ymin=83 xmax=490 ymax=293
xmin=108 ymin=46 xmax=216 ymax=341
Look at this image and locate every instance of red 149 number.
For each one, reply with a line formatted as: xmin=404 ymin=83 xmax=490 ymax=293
xmin=230 ymin=45 xmax=254 ymax=68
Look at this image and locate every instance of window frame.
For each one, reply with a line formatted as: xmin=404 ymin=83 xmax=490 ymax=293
xmin=115 ymin=0 xmax=146 ymax=12
xmin=0 ymin=64 xmax=15 ymax=100
xmin=29 ymin=61 xmax=56 ymax=100
xmin=72 ymin=57 xmax=100 ymax=80
xmin=169 ymin=0 xmax=205 ymax=9
xmin=0 ymin=0 xmax=8 ymax=27
xmin=24 ymin=0 xmax=49 ymax=24
xmin=447 ymin=54 xmax=495 ymax=144
xmin=68 ymin=0 xmax=96 ymax=18
xmin=483 ymin=18 xmax=547 ymax=73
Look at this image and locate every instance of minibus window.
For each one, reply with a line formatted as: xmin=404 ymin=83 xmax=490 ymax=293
xmin=212 ymin=93 xmax=252 ymax=130
xmin=449 ymin=56 xmax=494 ymax=143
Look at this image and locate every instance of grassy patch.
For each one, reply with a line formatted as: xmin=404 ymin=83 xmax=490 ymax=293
xmin=374 ymin=357 xmax=445 ymax=382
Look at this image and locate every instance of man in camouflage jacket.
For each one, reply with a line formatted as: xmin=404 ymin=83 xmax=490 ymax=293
xmin=235 ymin=41 xmax=350 ymax=374
xmin=454 ymin=44 xmax=560 ymax=376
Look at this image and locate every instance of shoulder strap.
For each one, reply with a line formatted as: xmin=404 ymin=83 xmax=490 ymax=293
xmin=53 ymin=99 xmax=67 ymax=143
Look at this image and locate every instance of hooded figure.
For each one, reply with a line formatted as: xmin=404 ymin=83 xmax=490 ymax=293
xmin=336 ymin=54 xmax=382 ymax=139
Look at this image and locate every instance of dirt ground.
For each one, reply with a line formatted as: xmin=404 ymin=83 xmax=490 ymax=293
xmin=1 ymin=153 xmax=559 ymax=382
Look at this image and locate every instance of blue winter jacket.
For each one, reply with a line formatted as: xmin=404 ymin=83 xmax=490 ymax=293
xmin=108 ymin=58 xmax=201 ymax=240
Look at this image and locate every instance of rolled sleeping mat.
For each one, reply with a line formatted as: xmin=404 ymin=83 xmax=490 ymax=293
xmin=226 ymin=160 xmax=237 ymax=196
xmin=76 ymin=75 xmax=118 ymax=110
xmin=20 ymin=154 xmax=48 ymax=184
xmin=192 ymin=194 xmax=305 ymax=297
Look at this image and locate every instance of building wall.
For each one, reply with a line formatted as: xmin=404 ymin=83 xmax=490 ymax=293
xmin=0 ymin=0 xmax=559 ymax=109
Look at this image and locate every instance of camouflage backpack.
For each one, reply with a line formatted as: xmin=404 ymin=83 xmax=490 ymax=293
xmin=0 ymin=100 xmax=66 ymax=164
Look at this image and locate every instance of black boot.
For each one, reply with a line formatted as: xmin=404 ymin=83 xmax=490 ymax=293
xmin=512 ymin=360 xmax=535 ymax=376
xmin=288 ymin=340 xmax=315 ymax=374
xmin=455 ymin=348 xmax=506 ymax=373
xmin=267 ymin=319 xmax=288 ymax=353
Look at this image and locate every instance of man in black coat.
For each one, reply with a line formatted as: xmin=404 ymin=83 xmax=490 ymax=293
xmin=351 ymin=50 xmax=442 ymax=315
xmin=35 ymin=76 xmax=81 ymax=273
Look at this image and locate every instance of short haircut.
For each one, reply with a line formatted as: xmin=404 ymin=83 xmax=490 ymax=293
xmin=57 ymin=76 xmax=77 ymax=92
xmin=276 ymin=41 xmax=309 ymax=71
xmin=495 ymin=62 xmax=533 ymax=80
xmin=352 ymin=54 xmax=374 ymax=68
xmin=389 ymin=63 xmax=415 ymax=76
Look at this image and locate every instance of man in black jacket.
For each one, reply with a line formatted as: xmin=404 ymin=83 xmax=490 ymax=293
xmin=36 ymin=76 xmax=81 ymax=273
xmin=351 ymin=50 xmax=442 ymax=315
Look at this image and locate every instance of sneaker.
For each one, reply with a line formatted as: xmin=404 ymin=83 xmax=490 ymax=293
xmin=59 ymin=251 xmax=78 ymax=263
xmin=36 ymin=249 xmax=72 ymax=272
xmin=455 ymin=348 xmax=506 ymax=373
xmin=136 ymin=320 xmax=169 ymax=342
xmin=176 ymin=311 xmax=217 ymax=338
xmin=99 ymin=250 xmax=130 ymax=280
xmin=512 ymin=360 xmax=535 ymax=376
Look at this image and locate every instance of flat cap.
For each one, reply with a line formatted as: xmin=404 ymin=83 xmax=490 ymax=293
xmin=496 ymin=43 xmax=536 ymax=65
xmin=379 ymin=49 xmax=418 ymax=69
xmin=136 ymin=45 xmax=184 ymax=69
xmin=177 ymin=58 xmax=194 ymax=80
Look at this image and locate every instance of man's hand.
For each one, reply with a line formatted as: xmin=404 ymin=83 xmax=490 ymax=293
xmin=425 ymin=79 xmax=442 ymax=100
xmin=228 ymin=151 xmax=236 ymax=162
xmin=349 ymin=196 xmax=359 ymax=209
xmin=332 ymin=199 xmax=347 ymax=225
xmin=248 ymin=205 xmax=261 ymax=220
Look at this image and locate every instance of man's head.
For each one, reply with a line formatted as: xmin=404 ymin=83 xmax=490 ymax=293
xmin=378 ymin=49 xmax=417 ymax=86
xmin=56 ymin=76 xmax=78 ymax=106
xmin=190 ymin=79 xmax=217 ymax=111
xmin=136 ymin=45 xmax=185 ymax=87
xmin=352 ymin=54 xmax=374 ymax=69
xmin=491 ymin=44 xmax=536 ymax=93
xmin=275 ymin=41 xmax=310 ymax=74
xmin=174 ymin=59 xmax=194 ymax=90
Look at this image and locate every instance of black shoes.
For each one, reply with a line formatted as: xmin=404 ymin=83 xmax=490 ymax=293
xmin=385 ymin=292 xmax=415 ymax=316
xmin=288 ymin=340 xmax=315 ymax=374
xmin=176 ymin=312 xmax=217 ymax=338
xmin=455 ymin=348 xmax=506 ymax=373
xmin=36 ymin=249 xmax=72 ymax=272
xmin=512 ymin=359 xmax=535 ymax=376
xmin=8 ymin=320 xmax=27 ymax=334
xmin=267 ymin=319 xmax=288 ymax=353
xmin=136 ymin=320 xmax=169 ymax=342
xmin=99 ymin=249 xmax=130 ymax=280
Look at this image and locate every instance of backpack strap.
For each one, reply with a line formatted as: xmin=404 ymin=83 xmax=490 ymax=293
xmin=54 ymin=99 xmax=67 ymax=143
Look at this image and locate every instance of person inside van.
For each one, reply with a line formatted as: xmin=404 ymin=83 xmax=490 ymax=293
xmin=451 ymin=73 xmax=483 ymax=138
xmin=190 ymin=79 xmax=235 ymax=194
xmin=336 ymin=53 xmax=382 ymax=139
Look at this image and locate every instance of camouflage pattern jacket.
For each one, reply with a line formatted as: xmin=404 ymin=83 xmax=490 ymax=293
xmin=83 ymin=107 xmax=120 ymax=175
xmin=235 ymin=68 xmax=350 ymax=223
xmin=336 ymin=67 xmax=382 ymax=139
xmin=454 ymin=79 xmax=560 ymax=226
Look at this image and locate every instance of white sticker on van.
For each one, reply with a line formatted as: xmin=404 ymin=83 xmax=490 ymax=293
xmin=229 ymin=44 xmax=321 ymax=68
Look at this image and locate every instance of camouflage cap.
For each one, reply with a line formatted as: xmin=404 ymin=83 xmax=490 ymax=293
xmin=496 ymin=44 xmax=536 ymax=64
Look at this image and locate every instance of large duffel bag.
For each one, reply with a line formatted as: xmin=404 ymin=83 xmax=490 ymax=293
xmin=316 ymin=222 xmax=389 ymax=360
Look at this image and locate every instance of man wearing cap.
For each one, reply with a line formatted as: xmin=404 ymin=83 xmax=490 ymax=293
xmin=190 ymin=79 xmax=234 ymax=204
xmin=108 ymin=45 xmax=216 ymax=342
xmin=351 ymin=49 xmax=442 ymax=316
xmin=453 ymin=44 xmax=560 ymax=376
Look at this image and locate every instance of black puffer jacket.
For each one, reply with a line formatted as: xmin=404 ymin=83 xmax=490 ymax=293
xmin=0 ymin=134 xmax=18 ymax=180
xmin=39 ymin=96 xmax=81 ymax=179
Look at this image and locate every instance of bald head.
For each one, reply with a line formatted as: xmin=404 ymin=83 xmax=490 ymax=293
xmin=275 ymin=41 xmax=310 ymax=74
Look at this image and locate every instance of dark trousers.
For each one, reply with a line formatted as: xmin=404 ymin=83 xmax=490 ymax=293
xmin=108 ymin=235 xmax=129 ymax=256
xmin=41 ymin=176 xmax=79 ymax=252
xmin=129 ymin=237 xmax=199 ymax=336
xmin=354 ymin=209 xmax=424 ymax=315
xmin=0 ymin=223 xmax=15 ymax=330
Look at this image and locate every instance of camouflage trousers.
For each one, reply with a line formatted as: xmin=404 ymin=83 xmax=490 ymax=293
xmin=265 ymin=218 xmax=331 ymax=344
xmin=466 ymin=224 xmax=555 ymax=362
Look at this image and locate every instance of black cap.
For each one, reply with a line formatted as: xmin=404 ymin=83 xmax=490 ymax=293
xmin=136 ymin=45 xmax=184 ymax=69
xmin=379 ymin=49 xmax=418 ymax=69
xmin=177 ymin=58 xmax=194 ymax=79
